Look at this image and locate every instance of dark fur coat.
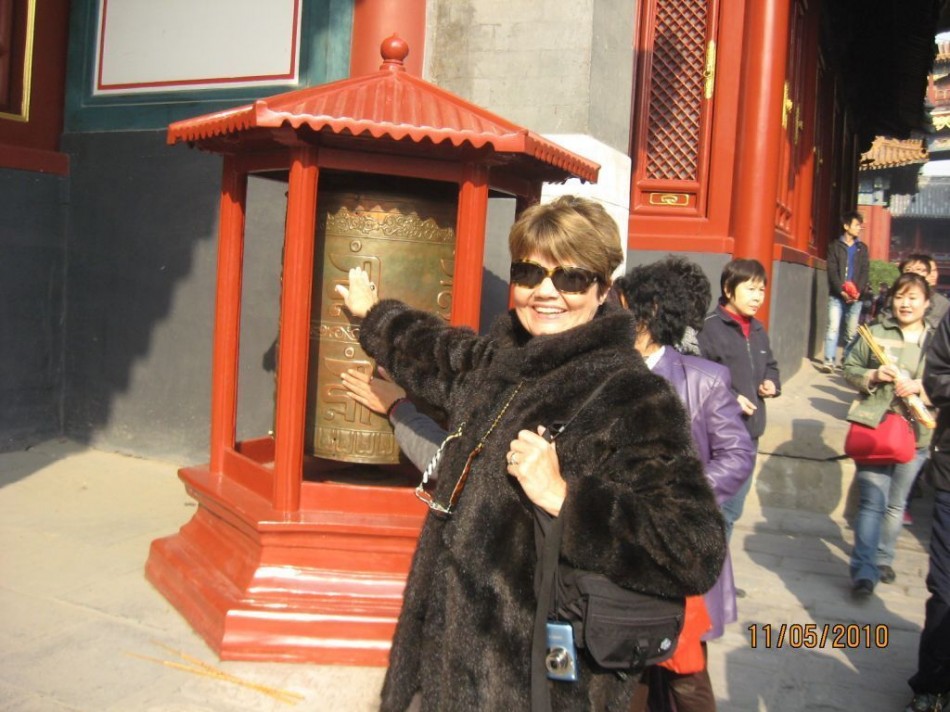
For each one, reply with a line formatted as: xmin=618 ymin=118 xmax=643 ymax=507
xmin=360 ymin=301 xmax=726 ymax=712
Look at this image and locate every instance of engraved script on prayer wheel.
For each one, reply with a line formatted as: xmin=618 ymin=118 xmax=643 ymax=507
xmin=306 ymin=189 xmax=457 ymax=464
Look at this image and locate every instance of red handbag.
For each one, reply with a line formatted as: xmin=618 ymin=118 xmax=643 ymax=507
xmin=844 ymin=412 xmax=916 ymax=465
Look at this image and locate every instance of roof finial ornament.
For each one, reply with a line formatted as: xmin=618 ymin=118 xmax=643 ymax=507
xmin=380 ymin=34 xmax=409 ymax=72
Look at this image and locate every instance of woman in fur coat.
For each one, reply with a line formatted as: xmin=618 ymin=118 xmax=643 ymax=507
xmin=337 ymin=196 xmax=726 ymax=712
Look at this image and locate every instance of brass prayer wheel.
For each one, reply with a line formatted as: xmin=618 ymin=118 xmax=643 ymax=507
xmin=305 ymin=185 xmax=457 ymax=464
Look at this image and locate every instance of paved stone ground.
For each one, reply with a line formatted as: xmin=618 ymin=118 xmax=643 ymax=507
xmin=709 ymin=503 xmax=931 ymax=711
xmin=0 ymin=360 xmax=936 ymax=711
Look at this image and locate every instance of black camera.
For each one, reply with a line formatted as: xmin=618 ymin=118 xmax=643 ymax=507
xmin=545 ymin=621 xmax=578 ymax=681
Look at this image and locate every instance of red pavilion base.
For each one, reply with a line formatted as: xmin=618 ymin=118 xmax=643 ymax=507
xmin=145 ymin=446 xmax=425 ymax=664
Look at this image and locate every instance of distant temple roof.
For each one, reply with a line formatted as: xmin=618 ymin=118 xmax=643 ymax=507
xmin=936 ymin=38 xmax=950 ymax=65
xmin=859 ymin=136 xmax=929 ymax=170
xmin=890 ymin=176 xmax=950 ymax=218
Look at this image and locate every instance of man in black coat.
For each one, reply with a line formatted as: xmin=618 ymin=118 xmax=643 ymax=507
xmin=821 ymin=210 xmax=869 ymax=372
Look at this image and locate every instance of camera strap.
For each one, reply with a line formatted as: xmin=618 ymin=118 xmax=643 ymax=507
xmin=530 ymin=377 xmax=613 ymax=712
xmin=531 ymin=511 xmax=562 ymax=712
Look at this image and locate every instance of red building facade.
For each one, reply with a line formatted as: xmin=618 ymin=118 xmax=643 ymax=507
xmin=631 ymin=0 xmax=867 ymax=324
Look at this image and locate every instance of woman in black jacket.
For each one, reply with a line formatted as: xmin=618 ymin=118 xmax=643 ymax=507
xmin=337 ymin=196 xmax=726 ymax=711
xmin=697 ymin=259 xmax=781 ymax=542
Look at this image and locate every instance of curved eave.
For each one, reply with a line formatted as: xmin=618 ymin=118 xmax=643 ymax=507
xmin=858 ymin=158 xmax=928 ymax=171
xmin=858 ymin=137 xmax=929 ymax=171
xmin=168 ymin=105 xmax=599 ymax=183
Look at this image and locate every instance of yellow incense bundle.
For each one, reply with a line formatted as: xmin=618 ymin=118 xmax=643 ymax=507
xmin=856 ymin=324 xmax=935 ymax=429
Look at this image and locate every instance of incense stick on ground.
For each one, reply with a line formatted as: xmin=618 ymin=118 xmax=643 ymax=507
xmin=127 ymin=649 xmax=304 ymax=705
xmin=155 ymin=642 xmax=305 ymax=702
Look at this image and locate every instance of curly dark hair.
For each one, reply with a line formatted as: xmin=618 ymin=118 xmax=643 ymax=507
xmin=664 ymin=255 xmax=712 ymax=331
xmin=615 ymin=255 xmax=712 ymax=347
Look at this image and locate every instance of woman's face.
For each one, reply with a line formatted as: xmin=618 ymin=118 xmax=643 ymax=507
xmin=892 ymin=285 xmax=929 ymax=327
xmin=512 ymin=252 xmax=605 ymax=337
xmin=726 ymin=279 xmax=766 ymax=318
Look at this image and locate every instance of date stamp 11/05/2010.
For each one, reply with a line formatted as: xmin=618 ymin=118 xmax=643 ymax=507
xmin=748 ymin=623 xmax=889 ymax=649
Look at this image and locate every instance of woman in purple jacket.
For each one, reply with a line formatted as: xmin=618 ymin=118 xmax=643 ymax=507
xmin=616 ymin=256 xmax=756 ymax=712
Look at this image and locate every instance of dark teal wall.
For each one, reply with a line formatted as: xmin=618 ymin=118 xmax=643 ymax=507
xmin=59 ymin=131 xmax=292 ymax=462
xmin=61 ymin=132 xmax=219 ymax=460
xmin=0 ymin=169 xmax=66 ymax=450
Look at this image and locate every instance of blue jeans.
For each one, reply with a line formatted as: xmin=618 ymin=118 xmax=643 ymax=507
xmin=722 ymin=462 xmax=755 ymax=543
xmin=850 ymin=449 xmax=926 ymax=584
xmin=824 ymin=295 xmax=862 ymax=363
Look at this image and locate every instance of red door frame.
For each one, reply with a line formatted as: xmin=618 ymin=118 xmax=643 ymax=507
xmin=628 ymin=0 xmax=744 ymax=253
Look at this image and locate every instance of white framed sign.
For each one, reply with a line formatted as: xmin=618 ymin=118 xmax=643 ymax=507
xmin=94 ymin=0 xmax=301 ymax=95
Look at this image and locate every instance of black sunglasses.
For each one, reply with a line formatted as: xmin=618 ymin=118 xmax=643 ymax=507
xmin=510 ymin=260 xmax=600 ymax=294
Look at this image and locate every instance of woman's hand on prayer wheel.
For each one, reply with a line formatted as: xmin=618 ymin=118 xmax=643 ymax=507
xmin=336 ymin=267 xmax=380 ymax=318
xmin=342 ymin=367 xmax=406 ymax=415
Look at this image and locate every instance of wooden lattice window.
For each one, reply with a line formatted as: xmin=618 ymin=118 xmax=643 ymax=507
xmin=645 ymin=1 xmax=707 ymax=182
xmin=631 ymin=0 xmax=719 ymax=217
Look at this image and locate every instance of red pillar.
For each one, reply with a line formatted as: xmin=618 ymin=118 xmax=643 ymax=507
xmin=209 ymin=157 xmax=247 ymax=474
xmin=451 ymin=164 xmax=489 ymax=330
xmin=350 ymin=0 xmax=427 ymax=77
xmin=860 ymin=204 xmax=892 ymax=262
xmin=731 ymin=0 xmax=792 ymax=326
xmin=273 ymin=147 xmax=319 ymax=512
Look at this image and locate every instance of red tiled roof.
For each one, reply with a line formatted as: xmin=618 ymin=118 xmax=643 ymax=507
xmin=167 ymin=36 xmax=598 ymax=184
xmin=858 ymin=136 xmax=928 ymax=170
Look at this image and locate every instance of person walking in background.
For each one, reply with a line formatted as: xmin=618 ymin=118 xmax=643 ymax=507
xmin=872 ymin=282 xmax=890 ymax=320
xmin=903 ymin=308 xmax=950 ymax=712
xmin=821 ymin=211 xmax=870 ymax=373
xmin=927 ymin=256 xmax=941 ymax=292
xmin=860 ymin=285 xmax=875 ymax=326
xmin=842 ymin=273 xmax=934 ymax=599
xmin=901 ymin=253 xmax=950 ymax=328
xmin=697 ymin=258 xmax=781 ymax=544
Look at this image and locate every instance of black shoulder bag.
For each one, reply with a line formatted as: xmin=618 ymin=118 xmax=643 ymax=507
xmin=530 ymin=380 xmax=686 ymax=712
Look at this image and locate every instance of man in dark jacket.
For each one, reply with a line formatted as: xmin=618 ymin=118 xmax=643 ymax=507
xmin=821 ymin=210 xmax=870 ymax=372
xmin=905 ymin=313 xmax=950 ymax=712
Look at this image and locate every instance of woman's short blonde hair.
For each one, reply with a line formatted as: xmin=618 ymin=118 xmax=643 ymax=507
xmin=508 ymin=195 xmax=623 ymax=293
